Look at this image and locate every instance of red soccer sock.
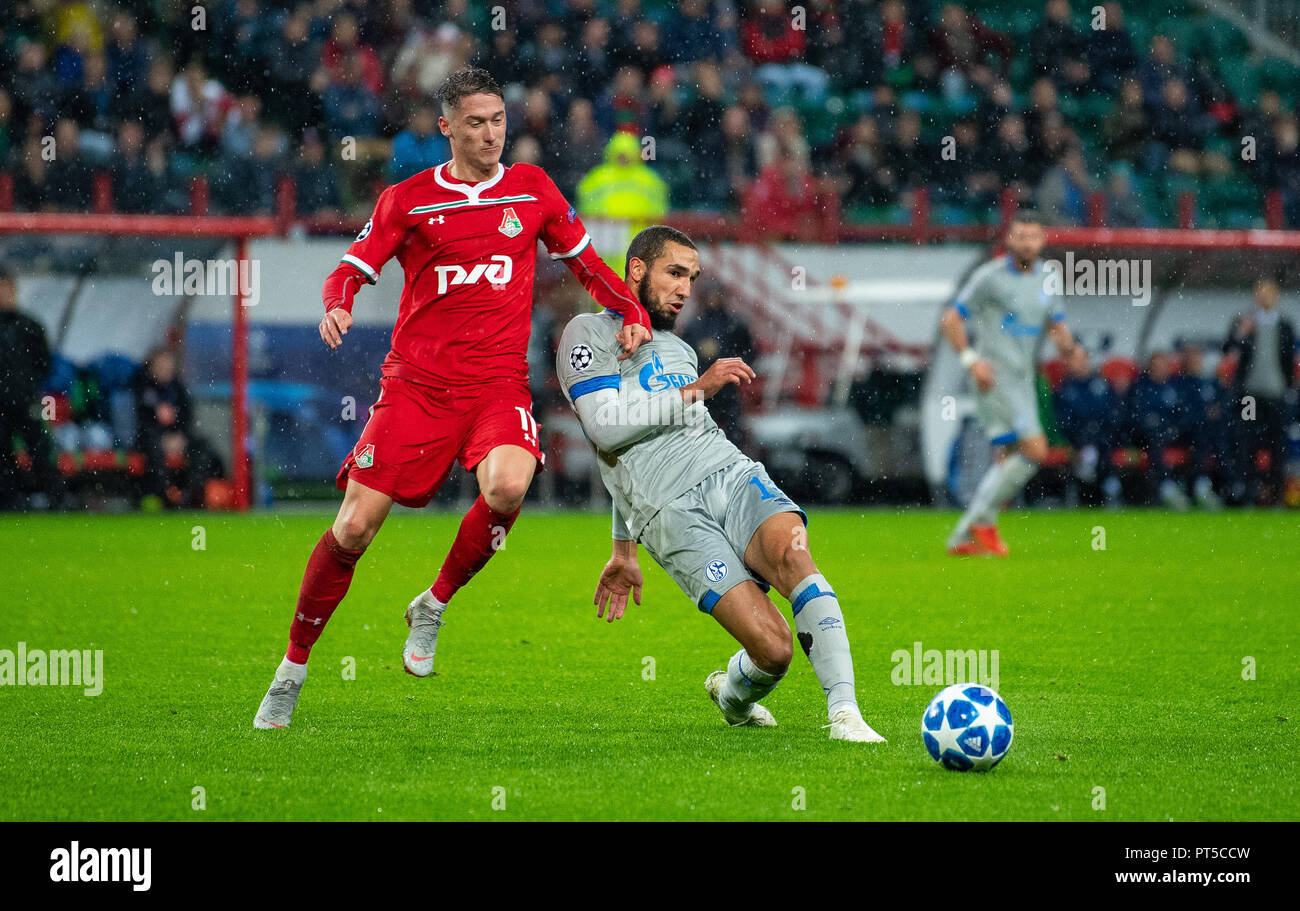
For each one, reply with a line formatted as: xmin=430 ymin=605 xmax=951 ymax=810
xmin=430 ymin=495 xmax=520 ymax=604
xmin=286 ymin=528 xmax=366 ymax=664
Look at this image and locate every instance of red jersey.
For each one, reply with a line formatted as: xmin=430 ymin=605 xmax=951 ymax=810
xmin=331 ymin=161 xmax=648 ymax=389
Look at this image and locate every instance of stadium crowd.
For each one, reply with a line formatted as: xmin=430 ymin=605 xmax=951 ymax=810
xmin=1 ymin=0 xmax=1298 ymax=228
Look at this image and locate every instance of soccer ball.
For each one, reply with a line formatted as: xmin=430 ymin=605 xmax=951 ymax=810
xmin=922 ymin=683 xmax=1013 ymax=771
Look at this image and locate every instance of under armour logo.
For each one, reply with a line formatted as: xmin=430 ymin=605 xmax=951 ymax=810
xmin=428 ymin=215 xmax=445 ymax=224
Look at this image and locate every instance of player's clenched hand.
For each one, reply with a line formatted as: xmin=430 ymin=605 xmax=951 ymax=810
xmin=615 ymin=323 xmax=652 ymax=360
xmin=682 ymin=357 xmax=756 ymax=402
xmin=969 ymin=358 xmax=995 ymax=392
xmin=594 ymin=557 xmax=643 ymax=622
xmin=320 ymin=308 xmax=353 ymax=349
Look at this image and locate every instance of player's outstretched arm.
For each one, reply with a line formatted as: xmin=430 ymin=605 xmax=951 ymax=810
xmin=595 ymin=538 xmax=642 ymax=623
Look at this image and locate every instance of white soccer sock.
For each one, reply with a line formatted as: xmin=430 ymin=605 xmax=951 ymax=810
xmin=951 ymin=462 xmax=1003 ymax=543
xmin=791 ymin=574 xmax=858 ymax=716
xmin=719 ymin=648 xmax=781 ymax=714
xmin=277 ymin=656 xmax=308 ymax=681
xmin=952 ymin=454 xmax=1037 ymax=542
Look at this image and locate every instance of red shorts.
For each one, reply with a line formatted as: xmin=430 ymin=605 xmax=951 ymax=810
xmin=336 ymin=377 xmax=544 ymax=508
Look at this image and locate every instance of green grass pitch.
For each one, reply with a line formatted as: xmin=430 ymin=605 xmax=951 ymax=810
xmin=1 ymin=509 xmax=1296 ymax=821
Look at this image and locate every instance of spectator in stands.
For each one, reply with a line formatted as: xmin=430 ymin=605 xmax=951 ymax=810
xmin=550 ymin=98 xmax=604 ymax=199
xmin=572 ymin=18 xmax=615 ymax=98
xmin=1030 ymin=0 xmax=1090 ymax=95
xmin=1260 ymin=115 xmax=1300 ymax=228
xmin=0 ymin=90 xmax=12 ymax=167
xmin=295 ymin=128 xmax=342 ymax=217
xmin=132 ymin=346 xmax=193 ymax=508
xmin=952 ymin=117 xmax=1001 ymax=209
xmin=623 ymin=19 xmax=665 ymax=75
xmin=221 ymin=94 xmax=263 ymax=159
xmin=884 ymin=109 xmax=932 ymax=193
xmin=52 ymin=22 xmax=95 ymax=88
xmin=744 ymin=144 xmax=820 ymax=239
xmin=719 ymin=105 xmax=759 ymax=210
xmin=171 ymin=61 xmax=233 ymax=155
xmin=756 ymin=108 xmax=810 ymax=174
xmin=11 ymin=40 xmax=62 ymax=128
xmin=1103 ymin=162 xmax=1150 ymax=228
xmin=1055 ymin=345 xmax=1122 ymax=505
xmin=595 ymin=66 xmax=647 ymax=136
xmin=387 ymin=104 xmax=450 ymax=183
xmin=322 ymin=13 xmax=384 ymax=95
xmin=1138 ymin=34 xmax=1193 ymax=109
xmin=806 ymin=5 xmax=867 ymax=92
xmin=1223 ymin=279 xmax=1296 ymax=505
xmin=14 ymin=134 xmax=51 ymax=213
xmin=267 ymin=11 xmax=323 ymax=131
xmin=1037 ymin=147 xmax=1094 ymax=226
xmin=1101 ymin=78 xmax=1150 ymax=166
xmin=46 ymin=119 xmax=93 ymax=212
xmin=1147 ymin=78 xmax=1229 ymax=177
xmin=217 ymin=125 xmax=284 ymax=215
xmin=1172 ymin=340 xmax=1226 ymax=509
xmin=741 ymin=0 xmax=828 ymax=101
xmin=0 ymin=265 xmax=56 ymax=510
xmin=392 ymin=22 xmax=467 ymax=101
xmin=62 ymin=52 xmax=115 ymax=147
xmin=839 ymin=114 xmax=896 ymax=210
xmin=665 ymin=0 xmax=724 ymax=64
xmin=322 ymin=57 xmax=382 ymax=139
xmin=1133 ymin=351 xmax=1194 ymax=508
xmin=683 ymin=279 xmax=757 ymax=451
xmin=989 ymin=114 xmax=1033 ymax=200
xmin=106 ymin=10 xmax=151 ymax=98
xmin=929 ymin=3 xmax=1011 ymax=78
xmin=112 ymin=57 xmax=173 ymax=144
xmin=110 ymin=120 xmax=164 ymax=214
xmin=1085 ymin=2 xmax=1138 ymax=93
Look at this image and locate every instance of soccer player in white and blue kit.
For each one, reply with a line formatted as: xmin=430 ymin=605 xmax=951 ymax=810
xmin=556 ymin=226 xmax=885 ymax=742
xmin=940 ymin=210 xmax=1079 ymax=556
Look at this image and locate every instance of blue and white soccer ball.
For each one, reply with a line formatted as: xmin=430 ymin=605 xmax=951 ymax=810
xmin=922 ymin=683 xmax=1014 ymax=771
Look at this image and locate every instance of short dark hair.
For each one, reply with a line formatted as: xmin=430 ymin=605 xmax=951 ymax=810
xmin=1009 ymin=208 xmax=1044 ymax=227
xmin=436 ymin=68 xmax=504 ymax=115
xmin=0 ymin=264 xmax=13 ymax=284
xmin=625 ymin=225 xmax=697 ymax=278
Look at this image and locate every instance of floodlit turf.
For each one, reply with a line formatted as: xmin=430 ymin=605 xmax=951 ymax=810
xmin=1 ymin=508 xmax=1296 ymax=821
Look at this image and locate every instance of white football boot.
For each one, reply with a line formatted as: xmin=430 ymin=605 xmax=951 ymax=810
xmin=403 ymin=591 xmax=446 ymax=677
xmin=826 ymin=706 xmax=887 ymax=743
xmin=705 ymin=670 xmax=777 ymax=727
xmin=253 ymin=659 xmax=307 ymax=729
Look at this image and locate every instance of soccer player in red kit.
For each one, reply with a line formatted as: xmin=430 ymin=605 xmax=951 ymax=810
xmin=254 ymin=68 xmax=652 ymax=728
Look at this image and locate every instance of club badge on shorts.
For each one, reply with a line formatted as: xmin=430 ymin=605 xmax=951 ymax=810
xmin=498 ymin=207 xmax=523 ymax=238
xmin=705 ymin=560 xmax=728 ymax=583
xmin=354 ymin=443 xmax=375 ymax=469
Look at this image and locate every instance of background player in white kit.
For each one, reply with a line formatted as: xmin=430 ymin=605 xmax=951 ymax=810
xmin=556 ymin=226 xmax=885 ymax=743
xmin=940 ymin=210 xmax=1080 ymax=556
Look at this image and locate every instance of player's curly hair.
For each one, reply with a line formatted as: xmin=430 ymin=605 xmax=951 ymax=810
xmin=436 ymin=68 xmax=504 ymax=114
xmin=625 ymin=225 xmax=697 ymax=278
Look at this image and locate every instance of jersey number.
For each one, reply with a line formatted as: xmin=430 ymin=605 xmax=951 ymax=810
xmin=749 ymin=476 xmax=778 ymax=500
